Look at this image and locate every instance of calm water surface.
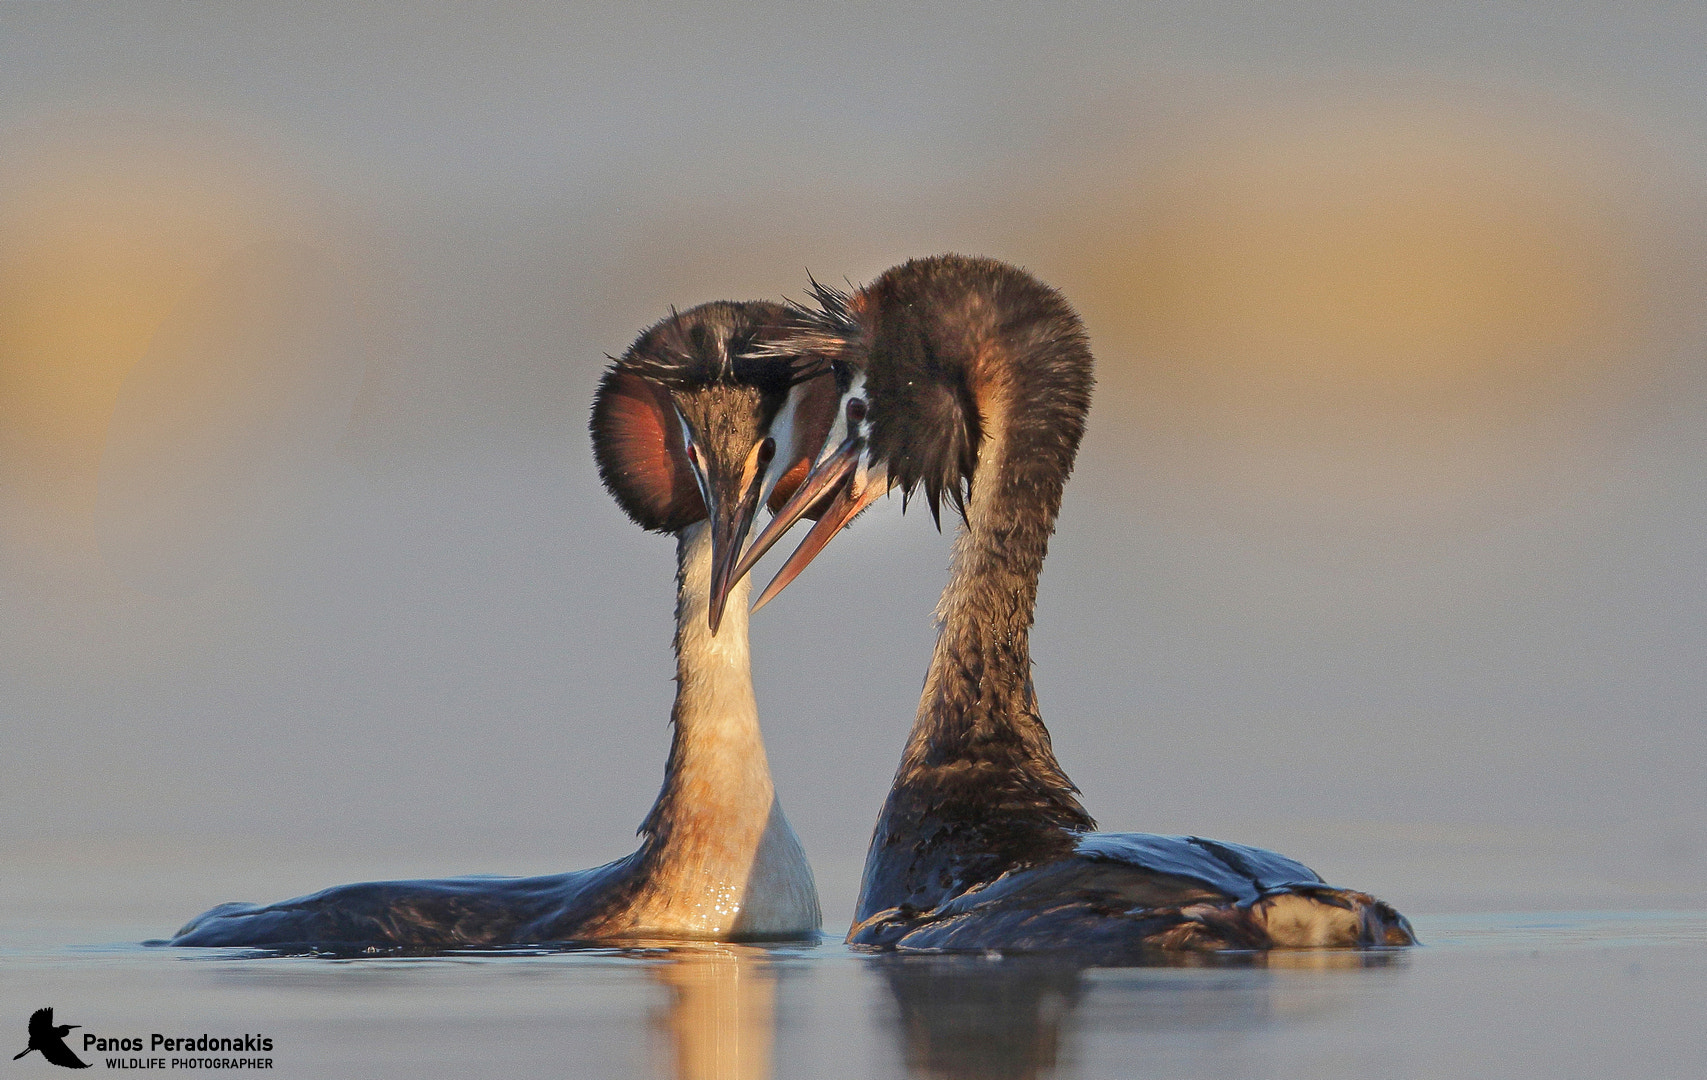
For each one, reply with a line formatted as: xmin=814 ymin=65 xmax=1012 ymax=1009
xmin=4 ymin=909 xmax=1703 ymax=1079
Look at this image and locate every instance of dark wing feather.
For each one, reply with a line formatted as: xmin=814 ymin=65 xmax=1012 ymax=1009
xmin=169 ymin=860 xmax=641 ymax=951
xmin=1075 ymin=833 xmax=1324 ymax=905
xmin=37 ymin=1038 xmax=90 ymax=1070
xmin=852 ymin=834 xmax=1338 ymax=953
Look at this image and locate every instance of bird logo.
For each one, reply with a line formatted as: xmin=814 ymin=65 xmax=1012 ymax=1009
xmin=12 ymin=1009 xmax=90 ymax=1069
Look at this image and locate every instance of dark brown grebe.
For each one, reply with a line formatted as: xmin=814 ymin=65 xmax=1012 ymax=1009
xmin=740 ymin=256 xmax=1416 ymax=952
xmin=170 ymin=302 xmax=832 ymax=949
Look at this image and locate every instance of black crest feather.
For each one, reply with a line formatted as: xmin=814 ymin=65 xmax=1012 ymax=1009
xmin=591 ymin=300 xmax=797 ymax=533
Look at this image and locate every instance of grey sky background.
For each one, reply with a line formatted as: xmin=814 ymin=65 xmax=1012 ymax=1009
xmin=3 ymin=2 xmax=1704 ymax=927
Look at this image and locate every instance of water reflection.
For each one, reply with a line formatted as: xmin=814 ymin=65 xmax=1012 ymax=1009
xmin=649 ymin=946 xmax=778 ymax=1080
xmin=881 ymin=955 xmax=1082 ymax=1080
xmin=878 ymin=950 xmax=1407 ymax=1080
xmin=162 ymin=937 xmax=1408 ymax=1079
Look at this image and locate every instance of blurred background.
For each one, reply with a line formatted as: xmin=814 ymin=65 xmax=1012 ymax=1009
xmin=3 ymin=2 xmax=1704 ymax=934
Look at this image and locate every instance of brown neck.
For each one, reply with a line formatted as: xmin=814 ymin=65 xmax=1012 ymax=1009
xmin=855 ymin=371 xmax=1096 ymax=923
xmin=897 ymin=391 xmax=1090 ymax=820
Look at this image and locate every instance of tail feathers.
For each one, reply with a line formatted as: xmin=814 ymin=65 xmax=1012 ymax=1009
xmin=1247 ymin=889 xmax=1417 ymax=948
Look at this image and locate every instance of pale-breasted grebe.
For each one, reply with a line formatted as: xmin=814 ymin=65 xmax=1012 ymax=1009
xmin=170 ymin=302 xmax=832 ymax=948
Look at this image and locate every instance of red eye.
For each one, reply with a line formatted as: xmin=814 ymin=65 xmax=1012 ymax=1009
xmin=847 ymin=398 xmax=867 ymax=425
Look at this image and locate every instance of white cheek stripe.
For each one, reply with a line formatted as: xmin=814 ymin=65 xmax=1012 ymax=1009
xmin=676 ymin=408 xmax=712 ymax=509
xmin=759 ymin=393 xmax=800 ymax=504
xmin=819 ymin=372 xmax=869 ymax=465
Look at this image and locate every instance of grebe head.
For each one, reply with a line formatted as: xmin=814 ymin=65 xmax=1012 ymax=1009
xmin=730 ymin=270 xmax=986 ymax=611
xmin=590 ymin=300 xmax=839 ymax=633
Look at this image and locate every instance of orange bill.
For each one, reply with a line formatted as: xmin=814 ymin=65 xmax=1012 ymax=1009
xmin=750 ymin=461 xmax=890 ymax=614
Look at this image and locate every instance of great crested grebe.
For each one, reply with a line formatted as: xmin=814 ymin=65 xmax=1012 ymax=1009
xmin=170 ymin=302 xmax=830 ymax=949
xmin=738 ymin=255 xmax=1416 ymax=951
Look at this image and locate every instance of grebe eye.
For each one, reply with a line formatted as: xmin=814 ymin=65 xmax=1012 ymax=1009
xmin=847 ymin=398 xmax=867 ymax=425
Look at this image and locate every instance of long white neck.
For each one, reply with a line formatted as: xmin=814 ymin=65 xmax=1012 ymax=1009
xmin=626 ymin=522 xmax=819 ymax=938
xmin=645 ymin=521 xmax=772 ymax=837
